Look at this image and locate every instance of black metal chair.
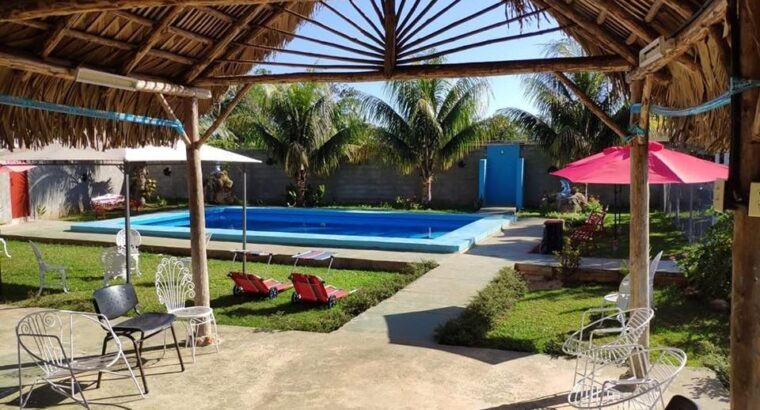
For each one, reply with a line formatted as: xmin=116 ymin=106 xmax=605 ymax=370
xmin=665 ymin=395 xmax=700 ymax=410
xmin=92 ymin=284 xmax=184 ymax=394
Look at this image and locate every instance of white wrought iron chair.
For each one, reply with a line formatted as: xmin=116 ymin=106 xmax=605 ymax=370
xmin=155 ymin=257 xmax=220 ymax=362
xmin=115 ymin=228 xmax=141 ymax=277
xmin=29 ymin=241 xmax=68 ymax=296
xmin=100 ymin=246 xmax=127 ymax=286
xmin=568 ymin=345 xmax=687 ymax=410
xmin=0 ymin=237 xmax=10 ymax=258
xmin=16 ymin=309 xmax=145 ymax=409
xmin=179 ymin=232 xmax=212 ymax=271
xmin=605 ymin=251 xmax=664 ymax=310
xmin=563 ymin=307 xmax=655 ymax=387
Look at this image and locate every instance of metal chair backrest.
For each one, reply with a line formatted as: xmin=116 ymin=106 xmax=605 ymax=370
xmin=0 ymin=237 xmax=10 ymax=258
xmin=116 ymin=228 xmax=142 ymax=248
xmin=155 ymin=257 xmax=194 ymax=313
xmin=93 ymin=284 xmax=139 ymax=320
xmin=649 ymin=250 xmax=664 ymax=301
xmin=29 ymin=241 xmax=45 ymax=269
xmin=101 ymin=246 xmax=126 ymax=281
xmin=16 ymin=310 xmax=123 ymax=377
xmin=621 ymin=307 xmax=655 ymax=344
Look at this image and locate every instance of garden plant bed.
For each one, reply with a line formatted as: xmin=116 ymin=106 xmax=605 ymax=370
xmin=515 ymin=262 xmax=687 ymax=288
xmin=0 ymin=240 xmax=435 ymax=333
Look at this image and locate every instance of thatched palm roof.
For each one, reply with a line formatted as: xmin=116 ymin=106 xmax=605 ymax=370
xmin=0 ymin=2 xmax=316 ymax=149
xmin=0 ymin=1 xmax=731 ymax=151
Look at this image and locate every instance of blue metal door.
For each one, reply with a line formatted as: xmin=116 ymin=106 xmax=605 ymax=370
xmin=483 ymin=144 xmax=524 ymax=208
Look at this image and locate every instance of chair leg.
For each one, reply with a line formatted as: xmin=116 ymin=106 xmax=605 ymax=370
xmin=128 ymin=336 xmax=149 ymax=395
xmin=61 ymin=269 xmax=69 ymax=293
xmin=187 ymin=320 xmax=197 ymax=364
xmin=211 ymin=313 xmax=220 ymax=353
xmin=67 ymin=368 xmax=89 ymax=409
xmin=37 ymin=272 xmax=44 ymax=297
xmin=95 ymin=336 xmax=110 ymax=389
xmin=120 ymin=354 xmax=146 ymax=398
xmin=169 ymin=325 xmax=185 ymax=372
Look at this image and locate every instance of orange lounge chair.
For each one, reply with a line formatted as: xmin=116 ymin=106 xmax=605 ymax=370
xmin=228 ymin=272 xmax=292 ymax=299
xmin=289 ymin=273 xmax=354 ymax=308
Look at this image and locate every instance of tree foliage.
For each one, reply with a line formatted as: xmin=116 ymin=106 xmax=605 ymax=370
xmin=360 ymin=77 xmax=492 ymax=204
xmin=498 ymin=38 xmax=626 ymax=166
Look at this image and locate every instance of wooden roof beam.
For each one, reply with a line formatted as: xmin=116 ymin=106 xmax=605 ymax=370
xmin=628 ymin=0 xmax=727 ymax=81
xmin=200 ymin=83 xmax=253 ymax=143
xmin=537 ymin=0 xmax=638 ymax=64
xmin=383 ymin=0 xmax=396 ymax=77
xmin=665 ymin=0 xmax=697 ymax=20
xmin=111 ymin=10 xmax=214 ymax=45
xmin=0 ymin=45 xmax=210 ymax=98
xmin=646 ymin=0 xmax=666 ymax=22
xmin=554 ymin=71 xmax=628 ymax=139
xmin=0 ymin=0 xmax=318 ymax=21
xmin=195 ymin=56 xmax=633 ymax=86
xmin=122 ymin=6 xmax=183 ymax=75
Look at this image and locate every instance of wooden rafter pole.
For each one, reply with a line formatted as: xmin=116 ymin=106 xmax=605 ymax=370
xmin=730 ymin=0 xmax=760 ymax=407
xmin=537 ymin=0 xmax=638 ymax=64
xmin=39 ymin=15 xmax=78 ymax=57
xmin=383 ymin=0 xmax=396 ymax=78
xmin=122 ymin=6 xmax=183 ymax=75
xmin=0 ymin=0 xmax=318 ymax=21
xmin=184 ymin=6 xmax=264 ymax=83
xmin=196 ymin=56 xmax=633 ymax=86
xmin=200 ymin=83 xmax=253 ymax=143
xmin=629 ymin=75 xmax=654 ymax=350
xmin=628 ymin=0 xmax=728 ymax=81
xmin=554 ymin=72 xmax=627 ymax=140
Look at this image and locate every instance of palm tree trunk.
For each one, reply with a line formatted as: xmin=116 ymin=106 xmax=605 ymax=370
xmin=421 ymin=173 xmax=433 ymax=206
xmin=296 ymin=169 xmax=307 ymax=207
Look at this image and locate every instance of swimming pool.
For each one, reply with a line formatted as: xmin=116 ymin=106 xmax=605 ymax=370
xmin=71 ymin=207 xmax=513 ymax=253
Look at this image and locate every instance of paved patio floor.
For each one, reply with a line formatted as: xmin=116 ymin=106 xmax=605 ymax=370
xmin=0 ymin=218 xmax=724 ymax=409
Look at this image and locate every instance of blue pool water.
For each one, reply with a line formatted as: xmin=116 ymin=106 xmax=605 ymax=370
xmin=72 ymin=207 xmax=513 ymax=253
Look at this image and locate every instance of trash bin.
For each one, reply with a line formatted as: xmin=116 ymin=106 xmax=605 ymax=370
xmin=540 ymin=219 xmax=564 ymax=254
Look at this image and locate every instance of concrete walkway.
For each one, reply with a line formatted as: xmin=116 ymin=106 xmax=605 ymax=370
xmin=338 ymin=219 xmax=545 ymax=343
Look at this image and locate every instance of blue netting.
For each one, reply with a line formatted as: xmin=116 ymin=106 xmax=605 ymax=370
xmin=0 ymin=94 xmax=185 ymax=133
xmin=631 ymin=77 xmax=760 ymax=118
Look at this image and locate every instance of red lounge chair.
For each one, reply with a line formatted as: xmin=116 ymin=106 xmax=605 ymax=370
xmin=228 ymin=272 xmax=292 ymax=298
xmin=289 ymin=273 xmax=353 ymax=308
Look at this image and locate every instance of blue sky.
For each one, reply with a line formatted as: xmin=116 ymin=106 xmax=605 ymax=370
xmin=265 ymin=2 xmax=566 ymax=116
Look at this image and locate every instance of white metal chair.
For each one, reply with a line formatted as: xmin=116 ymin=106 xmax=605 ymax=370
xmin=100 ymin=246 xmax=127 ymax=286
xmin=605 ymin=251 xmax=664 ymax=310
xmin=568 ymin=346 xmax=687 ymax=410
xmin=16 ymin=310 xmax=145 ymax=409
xmin=115 ymin=228 xmax=141 ymax=277
xmin=29 ymin=241 xmax=68 ymax=296
xmin=0 ymin=237 xmax=10 ymax=258
xmin=155 ymin=257 xmax=220 ymax=362
xmin=563 ymin=307 xmax=655 ymax=387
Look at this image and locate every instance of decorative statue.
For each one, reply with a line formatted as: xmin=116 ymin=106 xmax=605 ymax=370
xmin=205 ymin=168 xmax=236 ymax=204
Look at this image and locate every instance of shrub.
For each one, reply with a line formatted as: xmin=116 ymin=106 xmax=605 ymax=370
xmin=435 ymin=268 xmax=527 ymax=346
xmin=698 ymin=340 xmax=730 ymax=388
xmin=583 ymin=196 xmax=603 ymax=214
xmin=554 ymin=238 xmax=582 ymax=281
xmin=678 ymin=212 xmax=733 ymax=301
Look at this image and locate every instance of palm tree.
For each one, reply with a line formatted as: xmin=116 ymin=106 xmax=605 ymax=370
xmin=240 ymin=82 xmax=365 ymax=206
xmin=498 ymin=38 xmax=626 ymax=166
xmin=360 ymin=77 xmax=491 ymax=205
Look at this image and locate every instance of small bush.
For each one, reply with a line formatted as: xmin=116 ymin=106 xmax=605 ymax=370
xmin=554 ymin=238 xmax=582 ymax=281
xmin=583 ymin=196 xmax=603 ymax=214
xmin=435 ymin=268 xmax=527 ymax=346
xmin=698 ymin=340 xmax=730 ymax=389
xmin=679 ymin=212 xmax=733 ymax=301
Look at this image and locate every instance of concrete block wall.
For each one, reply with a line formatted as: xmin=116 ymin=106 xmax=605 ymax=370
xmin=27 ymin=164 xmax=124 ymax=219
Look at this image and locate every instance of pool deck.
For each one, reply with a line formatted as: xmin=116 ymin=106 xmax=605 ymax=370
xmin=0 ymin=217 xmax=725 ymax=409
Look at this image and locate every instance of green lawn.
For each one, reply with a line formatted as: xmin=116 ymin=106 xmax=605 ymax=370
xmin=484 ymin=285 xmax=728 ymax=367
xmin=0 ymin=240 xmax=433 ymax=333
xmin=516 ymin=210 xmax=690 ymax=259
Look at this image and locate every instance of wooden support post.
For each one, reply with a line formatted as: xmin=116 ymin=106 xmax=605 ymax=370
xmin=629 ymin=75 xmax=654 ymax=349
xmin=730 ymin=0 xmax=760 ymax=407
xmin=181 ymin=96 xmax=212 ymax=342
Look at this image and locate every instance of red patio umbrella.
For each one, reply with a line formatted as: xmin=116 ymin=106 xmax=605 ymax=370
xmin=551 ymin=142 xmax=728 ymax=184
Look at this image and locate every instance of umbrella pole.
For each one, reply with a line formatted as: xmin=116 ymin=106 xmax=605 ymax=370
xmin=242 ymin=164 xmax=247 ymax=274
xmin=124 ymin=161 xmax=131 ymax=283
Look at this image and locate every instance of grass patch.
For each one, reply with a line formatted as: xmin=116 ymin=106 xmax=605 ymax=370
xmin=0 ymin=240 xmax=435 ymax=333
xmin=517 ymin=209 xmax=690 ymax=259
xmin=438 ymin=280 xmax=728 ymax=368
